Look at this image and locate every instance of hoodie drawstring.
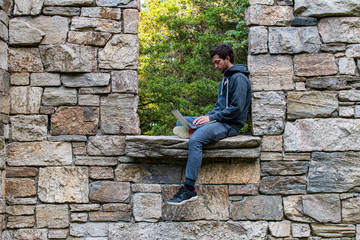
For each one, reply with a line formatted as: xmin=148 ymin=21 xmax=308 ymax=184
xmin=221 ymin=77 xmax=229 ymax=109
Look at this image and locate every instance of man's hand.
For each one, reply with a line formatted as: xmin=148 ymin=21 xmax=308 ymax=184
xmin=193 ymin=116 xmax=210 ymax=125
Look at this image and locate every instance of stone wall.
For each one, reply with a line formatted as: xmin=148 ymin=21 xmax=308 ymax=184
xmin=1 ymin=0 xmax=360 ymax=239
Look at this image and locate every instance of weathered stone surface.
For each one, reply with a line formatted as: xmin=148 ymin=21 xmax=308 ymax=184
xmin=10 ymin=86 xmax=42 ymax=114
xmin=339 ymin=57 xmax=357 ymax=75
xmin=261 ymin=136 xmax=282 ymax=152
xmin=3 ymin=229 xmax=47 ymax=240
xmin=70 ymin=223 xmax=108 ymax=237
xmin=245 ymin=5 xmax=293 ymax=26
xmin=342 ymin=197 xmax=360 ymax=224
xmin=0 ymin=9 xmax=8 ymax=26
xmin=346 ymin=44 xmax=360 ymax=58
xmin=8 ymin=48 xmax=43 ymax=72
xmin=356 ymin=105 xmax=360 ymax=118
xmin=11 ymin=115 xmax=48 ymax=141
xmin=6 ymin=178 xmax=36 ymax=197
xmin=38 ymin=167 xmax=89 ymax=203
xmin=39 ymin=44 xmax=97 ymax=72
xmin=311 ymin=224 xmax=356 ymax=238
xmin=260 ymin=176 xmax=307 ymax=195
xmin=61 ymin=73 xmax=110 ymax=87
xmin=248 ymin=26 xmax=268 ymax=55
xmin=7 ymin=141 xmax=72 ymax=166
xmin=6 ymin=198 xmax=37 ymax=205
xmin=163 ymin=185 xmax=229 ymax=221
xmin=232 ymin=195 xmax=283 ymax=220
xmin=43 ymin=6 xmax=81 ymax=16
xmin=0 ymin=21 xmax=8 ymax=42
xmin=269 ymin=221 xmax=291 ymax=238
xmin=133 ymin=193 xmax=161 ymax=222
xmin=89 ymin=212 xmax=131 ymax=222
xmin=308 ymin=152 xmax=360 ymax=193
xmin=103 ymin=203 xmax=131 ymax=212
xmin=68 ymin=31 xmax=111 ymax=46
xmin=79 ymin=85 xmax=111 ymax=94
xmin=294 ymin=53 xmax=338 ymax=76
xmin=101 ymin=94 xmax=140 ymax=135
xmin=96 ymin=0 xmax=132 ymax=7
xmin=132 ymin=184 xmax=161 ymax=193
xmin=6 ymin=216 xmax=35 ymax=228
xmin=292 ymin=223 xmax=311 ymax=238
xmin=306 ymin=76 xmax=358 ymax=90
xmin=31 ymin=73 xmax=61 ymax=86
xmin=9 ymin=18 xmax=44 ymax=45
xmin=11 ymin=73 xmax=29 ymax=86
xmin=71 ymin=212 xmax=88 ymax=222
xmin=339 ymin=106 xmax=354 ymax=117
xmin=269 ymin=27 xmax=321 ymax=54
xmin=291 ymin=17 xmax=318 ymax=26
xmin=252 ymin=91 xmax=286 ymax=135
xmin=248 ymin=55 xmax=294 ymax=91
xmin=88 ymin=135 xmax=125 ymax=156
xmin=229 ymin=184 xmax=258 ymax=196
xmin=42 ymin=87 xmax=77 ymax=106
xmin=276 ymin=0 xmax=292 ymax=5
xmin=261 ymin=152 xmax=282 ymax=161
xmin=115 ymin=164 xmax=182 ymax=184
xmin=111 ymin=70 xmax=138 ymax=93
xmin=51 ymin=107 xmax=99 ymax=135
xmin=71 ymin=16 xmax=121 ymax=34
xmin=339 ymin=90 xmax=360 ymax=102
xmin=302 ymin=194 xmax=341 ymax=223
xmin=90 ymin=167 xmax=114 ymax=180
xmin=75 ymin=156 xmax=118 ymax=166
xmin=44 ymin=0 xmax=93 ymax=6
xmin=284 ymin=119 xmax=360 ymax=152
xmin=109 ymin=221 xmax=268 ymax=240
xmin=283 ymin=195 xmax=313 ymax=223
xmin=319 ymin=17 xmax=360 ymax=44
xmin=287 ymin=91 xmax=338 ymax=119
xmin=99 ymin=34 xmax=139 ymax=70
xmin=78 ymin=94 xmax=100 ymax=106
xmin=261 ymin=161 xmax=309 ymax=176
xmin=0 ymin=40 xmax=7 ymax=70
xmin=70 ymin=204 xmax=100 ymax=212
xmin=13 ymin=0 xmax=44 ymax=15
xmin=89 ymin=181 xmax=130 ymax=203
xmin=250 ymin=0 xmax=274 ymax=4
xmin=123 ymin=9 xmax=138 ymax=34
xmin=48 ymin=135 xmax=87 ymax=142
xmin=36 ymin=204 xmax=69 ymax=228
xmin=6 ymin=167 xmax=38 ymax=178
xmin=321 ymin=43 xmax=347 ymax=53
xmin=81 ymin=7 xmax=121 ymax=19
xmin=48 ymin=229 xmax=68 ymax=239
xmin=295 ymin=0 xmax=360 ymax=17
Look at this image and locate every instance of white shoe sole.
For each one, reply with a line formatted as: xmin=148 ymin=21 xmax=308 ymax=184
xmin=173 ymin=126 xmax=190 ymax=139
xmin=167 ymin=196 xmax=198 ymax=206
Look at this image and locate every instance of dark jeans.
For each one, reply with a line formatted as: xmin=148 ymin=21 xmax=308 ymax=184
xmin=177 ymin=116 xmax=239 ymax=186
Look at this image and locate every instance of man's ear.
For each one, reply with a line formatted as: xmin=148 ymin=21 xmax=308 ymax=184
xmin=226 ymin=55 xmax=231 ymax=62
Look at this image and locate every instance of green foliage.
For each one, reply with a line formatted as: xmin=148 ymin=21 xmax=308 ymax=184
xmin=139 ymin=0 xmax=250 ymax=135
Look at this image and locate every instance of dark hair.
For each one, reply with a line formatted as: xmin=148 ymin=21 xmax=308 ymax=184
xmin=209 ymin=44 xmax=235 ymax=63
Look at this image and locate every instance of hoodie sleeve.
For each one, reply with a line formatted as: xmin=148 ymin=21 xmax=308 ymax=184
xmin=208 ymin=73 xmax=249 ymax=122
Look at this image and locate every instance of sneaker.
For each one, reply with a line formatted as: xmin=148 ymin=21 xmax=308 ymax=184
xmin=167 ymin=186 xmax=198 ymax=205
xmin=173 ymin=126 xmax=191 ymax=139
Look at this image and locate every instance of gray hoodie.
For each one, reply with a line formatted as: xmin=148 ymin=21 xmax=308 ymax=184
xmin=206 ymin=64 xmax=251 ymax=131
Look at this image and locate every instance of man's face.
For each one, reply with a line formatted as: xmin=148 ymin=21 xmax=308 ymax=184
xmin=212 ymin=54 xmax=231 ymax=73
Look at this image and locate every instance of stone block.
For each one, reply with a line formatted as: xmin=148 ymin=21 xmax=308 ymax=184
xmin=103 ymin=203 xmax=131 ymax=212
xmin=292 ymin=223 xmax=311 ymax=238
xmin=61 ymin=73 xmax=110 ymax=87
xmin=261 ymin=161 xmax=309 ymax=176
xmin=48 ymin=135 xmax=87 ymax=142
xmin=269 ymin=221 xmax=291 ymax=238
xmin=133 ymin=193 xmax=161 ymax=222
xmin=10 ymin=73 xmax=28 ymax=86
xmin=0 ymin=70 xmax=10 ymax=93
xmin=30 ymin=73 xmax=61 ymax=86
xmin=111 ymin=70 xmax=138 ymax=93
xmin=96 ymin=0 xmax=132 ymax=7
xmin=6 ymin=205 xmax=35 ymax=216
xmin=276 ymin=0 xmax=292 ymax=5
xmin=339 ymin=90 xmax=360 ymax=102
xmin=70 ymin=223 xmax=108 ymax=237
xmin=162 ymin=185 xmax=229 ymax=221
xmin=42 ymin=87 xmax=77 ymax=106
xmin=339 ymin=57 xmax=357 ymax=75
xmin=43 ymin=6 xmax=81 ymax=16
xmin=311 ymin=224 xmax=355 ymax=238
xmin=10 ymin=86 xmax=42 ymax=114
xmin=245 ymin=5 xmax=293 ymax=26
xmin=319 ymin=17 xmax=360 ymax=44
xmin=89 ymin=181 xmax=131 ymax=203
xmin=71 ymin=17 xmax=121 ymax=33
xmin=339 ymin=106 xmax=354 ymax=117
xmin=67 ymin=31 xmax=111 ymax=46
xmin=36 ymin=204 xmax=69 ymax=228
xmin=70 ymin=204 xmax=100 ymax=212
xmin=232 ymin=195 xmax=283 ymax=220
xmin=6 ymin=167 xmax=38 ymax=178
xmin=6 ymin=198 xmax=37 ymax=205
xmin=269 ymin=27 xmax=321 ymax=54
xmin=99 ymin=34 xmax=139 ymax=70
xmin=287 ymin=91 xmax=338 ymax=119
xmin=6 ymin=178 xmax=36 ymax=197
xmin=355 ymin=105 xmax=360 ymax=118
xmin=78 ymin=95 xmax=100 ymax=106
xmin=87 ymin=135 xmax=125 ymax=156
xmin=302 ymin=194 xmax=341 ymax=223
xmin=3 ymin=229 xmax=47 ymax=240
xmin=0 ymin=40 xmax=7 ymax=70
xmin=8 ymin=48 xmax=43 ymax=72
xmin=44 ymin=0 xmax=94 ymax=6
xmin=89 ymin=212 xmax=131 ymax=222
xmin=81 ymin=7 xmax=121 ymax=20
xmin=75 ymin=156 xmax=118 ymax=166
xmin=228 ymin=184 xmax=258 ymax=196
xmin=248 ymin=55 xmax=294 ymax=91
xmin=100 ymin=94 xmax=140 ymax=135
xmin=250 ymin=0 xmax=274 ymax=4
xmin=252 ymin=91 xmax=286 ymax=135
xmin=306 ymin=76 xmax=357 ymax=90
xmin=6 ymin=216 xmax=35 ymax=228
xmin=79 ymin=85 xmax=111 ymax=94
xmin=71 ymin=212 xmax=88 ymax=222
xmin=342 ymin=197 xmax=360 ymax=224
xmin=346 ymin=44 xmax=360 ymax=58
xmin=261 ymin=136 xmax=282 ymax=152
xmin=11 ymin=115 xmax=48 ymax=141
xmin=89 ymin=167 xmax=114 ymax=180
xmin=48 ymin=229 xmax=68 ymax=239
xmin=291 ymin=17 xmax=318 ymax=26
xmin=39 ymin=44 xmax=97 ymax=72
xmin=9 ymin=18 xmax=44 ymax=46
xmin=283 ymin=153 xmax=311 ymax=161
xmin=308 ymin=152 xmax=360 ymax=193
xmin=260 ymin=176 xmax=307 ymax=195
xmin=38 ymin=167 xmax=89 ymax=203
xmin=283 ymin=195 xmax=313 ymax=223
xmin=248 ymin=26 xmax=268 ymax=55
xmin=284 ymin=119 xmax=360 ymax=152
xmin=0 ymin=10 xmax=8 ymax=26
xmin=0 ymin=21 xmax=7 ymax=42
xmin=131 ymin=184 xmax=161 ymax=193
xmin=50 ymin=107 xmax=99 ymax=135
xmin=13 ymin=0 xmax=44 ymax=15
xmin=123 ymin=9 xmax=138 ymax=34
xmin=294 ymin=53 xmax=338 ymax=76
xmin=294 ymin=0 xmax=360 ymax=17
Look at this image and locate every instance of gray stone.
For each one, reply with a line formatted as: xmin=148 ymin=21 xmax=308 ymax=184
xmin=89 ymin=211 xmax=131 ymax=222
xmin=48 ymin=135 xmax=87 ymax=142
xmin=61 ymin=73 xmax=110 ymax=87
xmin=75 ymin=156 xmax=118 ymax=166
xmin=294 ymin=53 xmax=338 ymax=76
xmin=346 ymin=44 xmax=360 ymax=58
xmin=269 ymin=221 xmax=291 ymax=238
xmin=9 ymin=18 xmax=44 ymax=45
xmin=81 ymin=7 xmax=121 ymax=20
xmin=42 ymin=87 xmax=77 ymax=106
xmin=13 ymin=0 xmax=44 ymax=15
xmin=260 ymin=176 xmax=307 ymax=195
xmin=302 ymin=194 xmax=341 ymax=223
xmin=252 ymin=91 xmax=286 ymax=135
xmin=311 ymin=224 xmax=356 ymax=238
xmin=2 ymin=230 xmax=48 ymax=240
xmin=245 ymin=5 xmax=293 ymax=26
xmin=70 ymin=223 xmax=108 ymax=237
xmin=11 ymin=115 xmax=48 ymax=141
xmin=68 ymin=31 xmax=111 ymax=46
xmin=321 ymin=43 xmax=347 ymax=52
xmin=339 ymin=90 xmax=360 ymax=102
xmin=10 ymin=86 xmax=43 ymax=114
xmin=292 ymin=223 xmax=311 ymax=238
xmin=261 ymin=136 xmax=283 ymax=152
xmin=0 ymin=21 xmax=7 ymax=42
xmin=71 ymin=213 xmax=88 ymax=222
xmin=36 ymin=204 xmax=69 ymax=228
xmin=339 ymin=57 xmax=356 ymax=75
xmin=48 ymin=229 xmax=68 ymax=239
xmin=108 ymin=221 xmax=268 ymax=240
xmin=269 ymin=27 xmax=321 ymax=54
xmin=90 ymin=181 xmax=130 ymax=203
xmin=249 ymin=0 xmax=274 ymax=4
xmin=6 ymin=205 xmax=35 ymax=216
xmin=232 ymin=195 xmax=283 ymax=220
xmin=339 ymin=106 xmax=354 ymax=117
xmin=0 ymin=10 xmax=9 ymax=26
xmin=228 ymin=184 xmax=259 ymax=196
xmin=261 ymin=161 xmax=309 ymax=176
xmin=43 ymin=6 xmax=81 ymax=16
xmin=163 ymin=185 xmax=229 ymax=221
xmin=284 ymin=119 xmax=360 ymax=152
xmin=7 ymin=198 xmax=37 ymax=205
xmin=111 ymin=70 xmax=138 ymax=93
xmin=132 ymin=184 xmax=161 ymax=193
xmin=342 ymin=197 xmax=360 ymax=224
xmin=96 ymin=0 xmax=131 ymax=7
xmin=6 ymin=216 xmax=35 ymax=228
xmin=38 ymin=167 xmax=89 ymax=203
xmin=100 ymin=94 xmax=140 ymax=135
xmin=305 ymin=76 xmax=355 ymax=90
xmin=294 ymin=0 xmax=360 ymax=17
xmin=78 ymin=94 xmax=100 ymax=106
xmin=123 ymin=9 xmax=138 ymax=34
xmin=291 ymin=17 xmax=318 ymax=26
xmin=44 ymin=0 xmax=94 ymax=6
xmin=31 ymin=73 xmax=61 ymax=86
xmin=88 ymin=135 xmax=125 ymax=156
xmin=260 ymin=152 xmax=282 ymax=161
xmin=133 ymin=193 xmax=161 ymax=222
xmin=283 ymin=195 xmax=313 ymax=223
xmin=8 ymin=48 xmax=43 ymax=72
xmin=71 ymin=17 xmax=121 ymax=33
xmin=248 ymin=26 xmax=268 ymax=55
xmin=319 ymin=17 xmax=360 ymax=44
xmin=10 ymin=73 xmax=29 ymax=86
xmin=69 ymin=204 xmax=100 ymax=212
xmin=99 ymin=34 xmax=139 ymax=70
xmin=79 ymin=85 xmax=111 ymax=94
xmin=276 ymin=0 xmax=292 ymax=5
xmin=39 ymin=44 xmax=97 ymax=72
xmin=308 ymin=152 xmax=360 ymax=193
xmin=355 ymin=105 xmax=360 ymax=118
xmin=248 ymin=55 xmax=294 ymax=91
xmin=89 ymin=167 xmax=114 ymax=180
xmin=287 ymin=91 xmax=338 ymax=119
xmin=0 ymin=40 xmax=7 ymax=70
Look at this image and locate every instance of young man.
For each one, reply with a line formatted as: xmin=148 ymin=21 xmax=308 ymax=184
xmin=168 ymin=44 xmax=251 ymax=205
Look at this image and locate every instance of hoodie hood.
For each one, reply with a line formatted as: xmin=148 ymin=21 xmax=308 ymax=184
xmin=224 ymin=64 xmax=250 ymax=77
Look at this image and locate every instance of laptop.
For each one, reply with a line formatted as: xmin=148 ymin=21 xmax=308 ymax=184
xmin=171 ymin=110 xmax=216 ymax=130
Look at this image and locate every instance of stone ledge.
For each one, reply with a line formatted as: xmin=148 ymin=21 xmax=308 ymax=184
xmin=125 ymin=135 xmax=261 ymax=159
